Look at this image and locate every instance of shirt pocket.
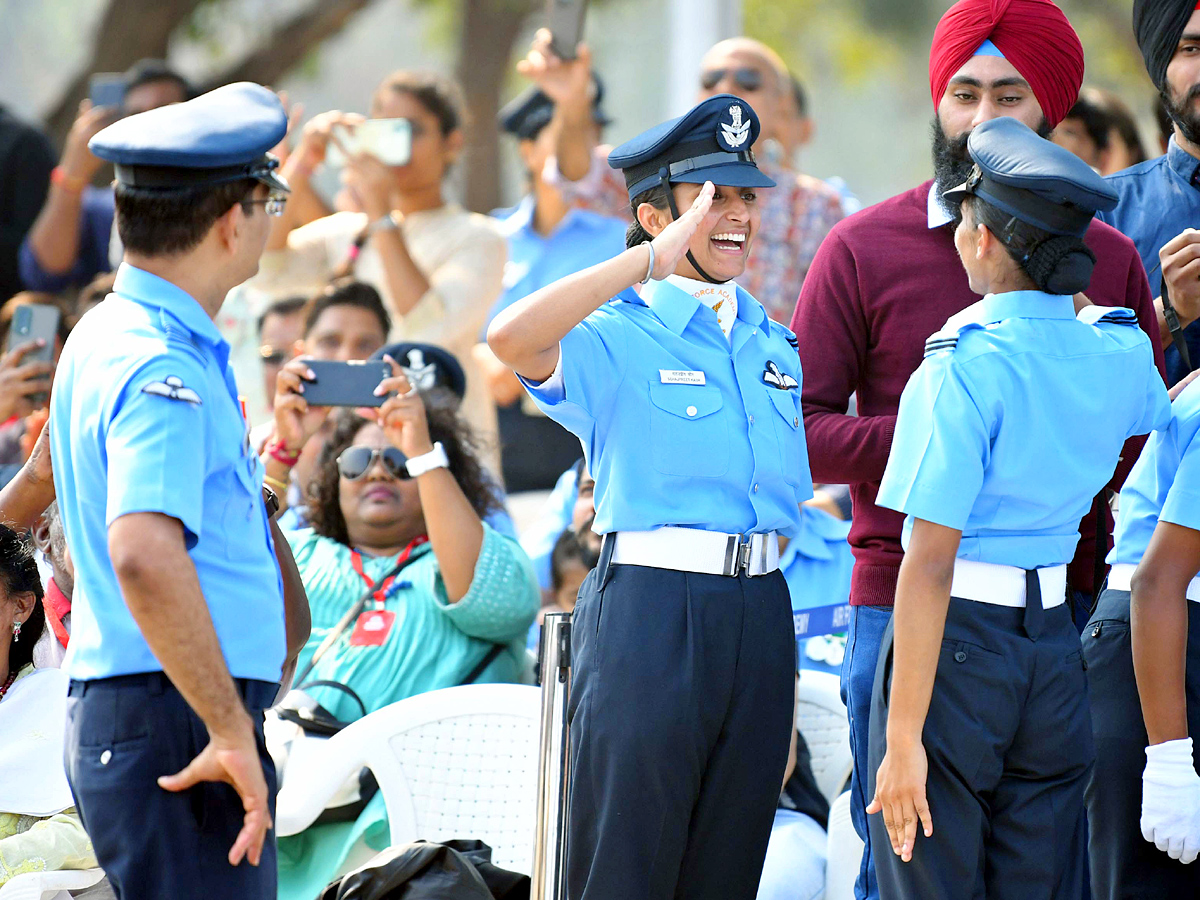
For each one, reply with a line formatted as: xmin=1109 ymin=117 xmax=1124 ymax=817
xmin=647 ymin=382 xmax=729 ymax=477
xmin=221 ymin=452 xmax=268 ymax=560
xmin=766 ymin=387 xmax=804 ymax=485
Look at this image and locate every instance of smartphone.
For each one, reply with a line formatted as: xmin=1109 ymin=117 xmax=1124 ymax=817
xmin=88 ymin=73 xmax=125 ymax=112
xmin=6 ymin=304 xmax=59 ymax=407
xmin=546 ymin=0 xmax=589 ymax=61
xmin=327 ymin=119 xmax=413 ymax=167
xmin=301 ymin=360 xmax=392 ymax=408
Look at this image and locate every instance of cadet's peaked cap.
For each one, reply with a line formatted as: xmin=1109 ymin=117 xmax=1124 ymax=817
xmin=943 ymin=116 xmax=1117 ymax=237
xmin=90 ymin=82 xmax=290 ymax=193
xmin=608 ymin=94 xmax=775 ymax=200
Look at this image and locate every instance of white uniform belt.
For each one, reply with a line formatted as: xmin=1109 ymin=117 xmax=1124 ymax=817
xmin=609 ymin=527 xmax=780 ymax=577
xmin=1107 ymin=563 xmax=1200 ymax=602
xmin=951 ymin=559 xmax=1067 ymax=608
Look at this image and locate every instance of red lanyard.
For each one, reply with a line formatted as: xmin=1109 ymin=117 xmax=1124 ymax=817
xmin=350 ymin=537 xmax=427 ymax=609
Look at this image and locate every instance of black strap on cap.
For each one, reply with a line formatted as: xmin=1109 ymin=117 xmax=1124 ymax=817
xmin=1161 ymin=275 xmax=1195 ymax=372
xmin=973 ymin=171 xmax=1095 ymax=237
xmin=661 ymin=170 xmax=728 ymax=286
xmin=115 ymin=155 xmax=282 ymax=191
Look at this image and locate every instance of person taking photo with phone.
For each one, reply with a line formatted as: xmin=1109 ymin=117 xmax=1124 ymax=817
xmin=48 ymin=83 xmax=310 ymax=900
xmin=489 ymin=94 xmax=811 ymax=900
xmin=253 ymin=71 xmax=506 ymax=469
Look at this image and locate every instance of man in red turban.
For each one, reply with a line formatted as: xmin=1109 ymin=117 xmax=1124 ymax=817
xmin=928 ymin=0 xmax=1084 ymax=131
xmin=790 ymin=1 xmax=1165 ymax=898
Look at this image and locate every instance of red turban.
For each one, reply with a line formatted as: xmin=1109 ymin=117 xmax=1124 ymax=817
xmin=928 ymin=0 xmax=1085 ymax=128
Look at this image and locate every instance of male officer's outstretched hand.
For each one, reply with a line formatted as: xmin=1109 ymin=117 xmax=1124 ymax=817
xmin=1141 ymin=737 xmax=1200 ymax=864
xmin=158 ymin=722 xmax=272 ymax=867
xmin=868 ymin=739 xmax=934 ymax=863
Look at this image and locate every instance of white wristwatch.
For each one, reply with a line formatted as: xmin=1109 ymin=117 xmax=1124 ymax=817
xmin=404 ymin=441 xmax=449 ymax=477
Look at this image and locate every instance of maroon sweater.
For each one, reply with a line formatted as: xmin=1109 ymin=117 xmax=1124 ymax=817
xmin=790 ymin=181 xmax=1166 ymax=607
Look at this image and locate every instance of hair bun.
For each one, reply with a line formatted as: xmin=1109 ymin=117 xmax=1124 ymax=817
xmin=1024 ymin=236 xmax=1096 ymax=295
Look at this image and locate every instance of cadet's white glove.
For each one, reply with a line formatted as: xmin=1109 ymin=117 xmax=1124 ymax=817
xmin=1142 ymin=737 xmax=1200 ymax=863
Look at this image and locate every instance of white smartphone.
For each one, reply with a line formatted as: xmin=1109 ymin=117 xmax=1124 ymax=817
xmin=327 ymin=118 xmax=413 ymax=167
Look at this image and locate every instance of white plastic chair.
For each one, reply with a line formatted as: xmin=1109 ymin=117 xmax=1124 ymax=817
xmin=275 ymin=683 xmax=541 ymax=875
xmin=796 ymin=670 xmax=852 ymax=805
xmin=0 ymin=868 xmax=105 ymax=900
xmin=824 ymin=791 xmax=863 ymax=900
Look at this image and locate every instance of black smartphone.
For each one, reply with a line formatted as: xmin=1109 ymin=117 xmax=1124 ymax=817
xmin=88 ymin=73 xmax=126 ymax=112
xmin=301 ymin=360 xmax=392 ymax=408
xmin=6 ymin=304 xmax=59 ymax=407
xmin=546 ymin=0 xmax=589 ymax=60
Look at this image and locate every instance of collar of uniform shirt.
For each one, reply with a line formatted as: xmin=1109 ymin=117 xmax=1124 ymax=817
xmin=1166 ymin=135 xmax=1200 ymax=188
xmin=981 ymin=290 xmax=1077 ymax=322
xmin=498 ymin=193 xmax=587 ymax=240
xmin=111 ymin=262 xmax=227 ymax=348
xmin=637 ymin=276 xmax=769 ymax=336
xmin=927 ymin=181 xmax=955 ymax=229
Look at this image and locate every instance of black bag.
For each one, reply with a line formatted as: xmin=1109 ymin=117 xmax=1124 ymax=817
xmin=317 ymin=840 xmax=530 ymax=900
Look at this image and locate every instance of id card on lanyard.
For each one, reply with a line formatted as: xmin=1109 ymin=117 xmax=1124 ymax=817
xmin=347 ymin=540 xmax=424 ymax=646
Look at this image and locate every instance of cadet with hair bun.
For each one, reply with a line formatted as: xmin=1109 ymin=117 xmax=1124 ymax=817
xmin=866 ymin=116 xmax=1171 ymax=900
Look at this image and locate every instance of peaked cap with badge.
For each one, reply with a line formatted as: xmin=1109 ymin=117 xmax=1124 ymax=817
xmin=942 ymin=116 xmax=1118 ymax=237
xmin=89 ymin=81 xmax=290 ymax=194
xmin=371 ymin=342 xmax=467 ymax=400
xmin=608 ymin=94 xmax=775 ymax=201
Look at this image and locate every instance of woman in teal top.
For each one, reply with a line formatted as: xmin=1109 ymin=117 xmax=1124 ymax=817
xmin=272 ymin=376 xmax=539 ymax=899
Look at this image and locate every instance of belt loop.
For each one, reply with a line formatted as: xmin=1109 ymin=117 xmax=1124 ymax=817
xmin=597 ymin=533 xmax=616 ymax=591
xmin=1023 ymin=569 xmax=1044 ymax=641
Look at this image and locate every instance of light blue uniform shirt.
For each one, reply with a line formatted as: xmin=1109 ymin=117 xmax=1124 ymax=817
xmin=484 ymin=197 xmax=628 ymax=335
xmin=523 ymin=277 xmax=812 ymax=537
xmin=878 ymin=291 xmax=1170 ymax=569
xmin=782 ymin=505 xmax=853 ymax=643
xmin=1111 ymin=380 xmax=1200 ymax=565
xmin=51 ymin=264 xmax=287 ymax=682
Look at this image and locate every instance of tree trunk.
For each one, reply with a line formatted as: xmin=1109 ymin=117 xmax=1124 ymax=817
xmin=455 ymin=0 xmax=537 ymax=213
xmin=44 ymin=0 xmax=204 ymax=145
xmin=203 ymin=0 xmax=378 ymax=91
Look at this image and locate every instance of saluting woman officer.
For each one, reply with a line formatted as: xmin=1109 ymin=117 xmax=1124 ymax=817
xmin=488 ymin=94 xmax=812 ymax=900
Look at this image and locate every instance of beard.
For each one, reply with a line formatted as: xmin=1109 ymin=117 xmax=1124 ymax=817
xmin=1161 ymin=82 xmax=1200 ymax=146
xmin=931 ymin=115 xmax=1052 ymax=225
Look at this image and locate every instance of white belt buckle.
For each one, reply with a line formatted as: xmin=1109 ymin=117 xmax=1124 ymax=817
xmin=723 ymin=533 xmax=769 ymax=577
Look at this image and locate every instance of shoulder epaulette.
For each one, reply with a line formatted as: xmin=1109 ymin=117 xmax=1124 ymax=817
xmin=923 ymin=321 xmax=984 ymax=358
xmin=1077 ymin=305 xmax=1138 ymax=328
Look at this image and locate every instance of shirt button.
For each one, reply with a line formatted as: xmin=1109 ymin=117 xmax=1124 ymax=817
xmin=794 ymin=416 xmax=799 ymax=427
xmin=749 ymin=415 xmax=754 ymax=425
xmin=100 ymin=750 xmax=112 ymax=765
xmin=686 ymin=406 xmax=697 ymax=417
xmin=954 ymin=651 xmax=967 ymax=663
xmin=754 ymin=484 xmax=759 ymax=493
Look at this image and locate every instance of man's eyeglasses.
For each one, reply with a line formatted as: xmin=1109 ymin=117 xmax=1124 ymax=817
xmin=337 ymin=445 xmax=411 ymax=481
xmin=700 ymin=67 xmax=765 ymax=93
xmin=259 ymin=345 xmax=290 ymax=366
xmin=242 ymin=194 xmax=288 ymax=217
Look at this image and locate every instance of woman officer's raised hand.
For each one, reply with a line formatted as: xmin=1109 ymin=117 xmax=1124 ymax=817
xmin=647 ymin=181 xmax=716 ymax=280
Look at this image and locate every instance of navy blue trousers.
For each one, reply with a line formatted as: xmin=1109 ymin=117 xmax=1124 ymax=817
xmin=566 ymin=558 xmax=796 ymax=900
xmin=868 ymin=598 xmax=1092 ymax=900
xmin=65 ymin=672 xmax=279 ymax=900
xmin=1084 ymin=587 xmax=1200 ymax=899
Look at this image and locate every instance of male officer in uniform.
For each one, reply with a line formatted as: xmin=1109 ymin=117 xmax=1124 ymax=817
xmin=51 ymin=82 xmax=309 ymax=900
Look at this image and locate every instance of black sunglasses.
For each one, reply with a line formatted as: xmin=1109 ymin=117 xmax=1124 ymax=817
xmin=337 ymin=445 xmax=410 ymax=481
xmin=700 ymin=67 xmax=764 ymax=93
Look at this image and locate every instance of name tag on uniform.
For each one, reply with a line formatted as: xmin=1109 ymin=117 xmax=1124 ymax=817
xmin=659 ymin=369 xmax=706 ymax=385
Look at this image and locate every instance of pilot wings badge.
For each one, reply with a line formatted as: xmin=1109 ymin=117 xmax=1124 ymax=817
xmin=141 ymin=375 xmax=202 ymax=405
xmin=401 ymin=349 xmax=438 ymax=391
xmin=719 ymin=103 xmax=751 ymax=150
xmin=762 ymin=361 xmax=798 ymax=390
